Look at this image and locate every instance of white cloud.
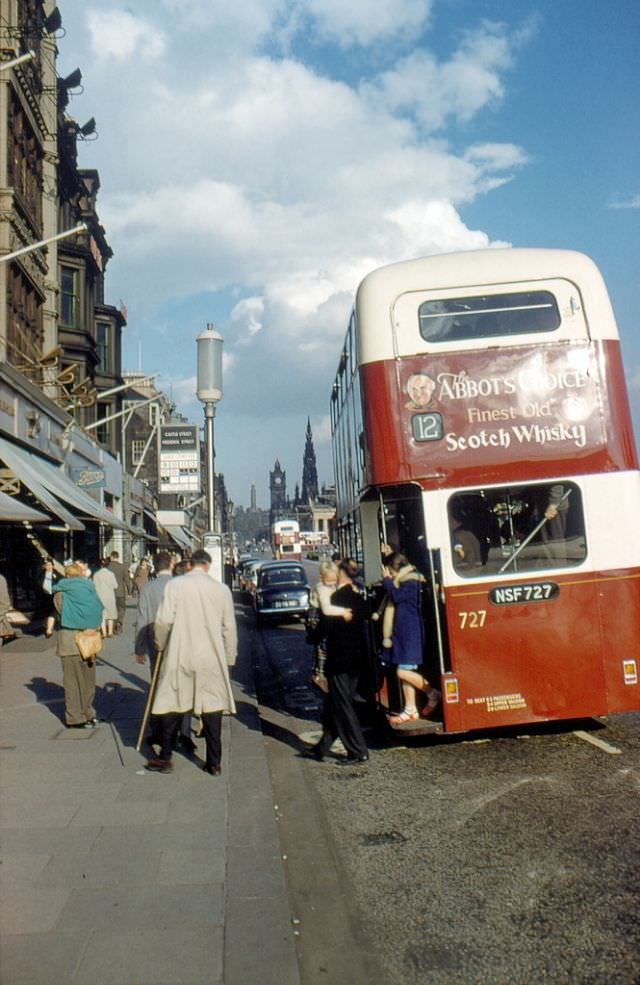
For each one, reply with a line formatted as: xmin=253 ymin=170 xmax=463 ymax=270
xmin=306 ymin=0 xmax=433 ymax=47
xmin=312 ymin=415 xmax=333 ymax=445
xmin=86 ymin=10 xmax=166 ymax=61
xmin=610 ymin=195 xmax=640 ymax=210
xmin=360 ymin=21 xmax=516 ymax=131
xmin=385 ymin=199 xmax=508 ymax=254
xmin=231 ymin=297 xmax=265 ymax=345
xmin=158 ymin=0 xmax=287 ymax=47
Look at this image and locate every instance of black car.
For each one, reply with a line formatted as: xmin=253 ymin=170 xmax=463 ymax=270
xmin=254 ymin=562 xmax=310 ymax=626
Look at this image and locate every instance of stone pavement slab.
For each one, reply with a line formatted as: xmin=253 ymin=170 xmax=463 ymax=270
xmin=0 ymin=602 xmax=300 ymax=985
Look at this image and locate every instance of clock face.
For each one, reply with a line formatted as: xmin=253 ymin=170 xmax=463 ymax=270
xmin=274 ymin=478 xmax=281 ymax=485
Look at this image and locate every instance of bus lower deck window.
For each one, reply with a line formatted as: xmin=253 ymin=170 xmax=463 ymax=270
xmin=448 ymin=482 xmax=586 ymax=577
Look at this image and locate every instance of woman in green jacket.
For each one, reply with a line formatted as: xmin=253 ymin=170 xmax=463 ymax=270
xmin=54 ymin=562 xmax=104 ymax=728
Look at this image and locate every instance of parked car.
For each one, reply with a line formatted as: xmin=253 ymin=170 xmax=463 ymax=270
xmin=241 ymin=558 xmax=266 ymax=596
xmin=253 ymin=562 xmax=310 ymax=627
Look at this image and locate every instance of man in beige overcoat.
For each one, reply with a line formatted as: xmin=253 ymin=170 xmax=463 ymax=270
xmin=145 ymin=549 xmax=237 ymax=775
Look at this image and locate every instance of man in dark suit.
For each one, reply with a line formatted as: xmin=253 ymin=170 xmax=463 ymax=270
xmin=108 ymin=551 xmax=130 ymax=634
xmin=134 ymin=551 xmax=174 ymax=748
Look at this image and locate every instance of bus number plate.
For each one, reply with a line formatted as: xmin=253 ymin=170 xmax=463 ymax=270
xmin=490 ymin=582 xmax=559 ymax=605
xmin=412 ymin=412 xmax=443 ymax=442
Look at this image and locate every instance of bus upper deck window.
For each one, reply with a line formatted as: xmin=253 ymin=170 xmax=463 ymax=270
xmin=418 ymin=291 xmax=561 ymax=343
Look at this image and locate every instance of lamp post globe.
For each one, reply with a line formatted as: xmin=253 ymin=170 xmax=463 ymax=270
xmin=196 ymin=325 xmax=223 ymax=404
xmin=195 ymin=324 xmax=224 ymax=547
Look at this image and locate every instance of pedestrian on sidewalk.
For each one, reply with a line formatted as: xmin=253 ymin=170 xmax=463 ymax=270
xmin=93 ymin=559 xmax=118 ymax=638
xmin=0 ymin=570 xmax=18 ymax=644
xmin=133 ymin=557 xmax=150 ymax=596
xmin=108 ymin=551 xmax=130 ymax=633
xmin=40 ymin=558 xmax=60 ymax=637
xmin=305 ymin=559 xmax=370 ymax=766
xmin=146 ymin=549 xmax=238 ymax=775
xmin=53 ymin=562 xmax=104 ymax=728
xmin=134 ymin=551 xmax=175 ymax=749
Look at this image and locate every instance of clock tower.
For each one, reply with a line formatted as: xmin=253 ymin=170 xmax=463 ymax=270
xmin=269 ymin=460 xmax=287 ymax=524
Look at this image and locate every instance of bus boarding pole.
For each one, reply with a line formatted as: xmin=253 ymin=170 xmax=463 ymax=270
xmin=135 ymin=651 xmax=164 ymax=753
xmin=499 ymin=488 xmax=572 ymax=573
xmin=427 ymin=549 xmax=447 ymax=676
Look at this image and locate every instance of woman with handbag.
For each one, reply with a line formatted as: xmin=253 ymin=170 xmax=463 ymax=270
xmin=53 ymin=562 xmax=104 ymax=728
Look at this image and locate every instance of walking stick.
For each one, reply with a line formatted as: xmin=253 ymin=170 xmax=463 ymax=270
xmin=499 ymin=488 xmax=572 ymax=573
xmin=135 ymin=649 xmax=164 ymax=752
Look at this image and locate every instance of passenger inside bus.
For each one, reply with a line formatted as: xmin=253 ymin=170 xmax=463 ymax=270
xmin=450 ymin=507 xmax=482 ymax=571
xmin=379 ymin=552 xmax=441 ymax=724
xmin=447 ymin=482 xmax=586 ymax=576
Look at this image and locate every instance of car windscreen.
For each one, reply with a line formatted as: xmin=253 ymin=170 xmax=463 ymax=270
xmin=261 ymin=569 xmax=305 ymax=586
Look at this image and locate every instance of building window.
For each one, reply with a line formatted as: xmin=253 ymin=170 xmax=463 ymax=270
xmin=7 ymin=263 xmax=43 ymax=368
xmin=96 ymin=322 xmax=111 ymax=373
xmin=131 ymin=439 xmax=146 ymax=465
xmin=60 ymin=266 xmax=79 ymax=327
xmin=7 ymin=90 xmax=42 ymax=228
xmin=149 ymin=402 xmax=163 ymax=427
xmin=96 ymin=418 xmax=112 ymax=448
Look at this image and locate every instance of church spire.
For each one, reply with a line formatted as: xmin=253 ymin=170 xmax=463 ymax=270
xmin=301 ymin=418 xmax=318 ymax=502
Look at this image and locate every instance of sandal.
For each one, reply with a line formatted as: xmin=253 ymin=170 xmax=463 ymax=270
xmin=388 ymin=709 xmax=419 ymax=724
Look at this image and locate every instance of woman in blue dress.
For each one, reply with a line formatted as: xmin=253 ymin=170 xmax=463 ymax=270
xmin=381 ymin=552 xmax=440 ymax=723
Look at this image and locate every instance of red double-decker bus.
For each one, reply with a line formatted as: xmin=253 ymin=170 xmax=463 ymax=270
xmin=330 ymin=248 xmax=640 ymax=735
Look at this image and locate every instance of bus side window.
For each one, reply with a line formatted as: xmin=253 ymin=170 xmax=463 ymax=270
xmin=448 ymin=482 xmax=587 ymax=577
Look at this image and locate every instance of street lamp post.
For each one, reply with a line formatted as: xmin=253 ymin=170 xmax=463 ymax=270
xmin=196 ymin=324 xmax=223 ymax=534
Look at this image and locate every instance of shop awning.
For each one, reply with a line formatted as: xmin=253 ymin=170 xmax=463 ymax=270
xmin=0 ymin=491 xmax=51 ymax=524
xmin=0 ymin=438 xmax=85 ymax=531
xmin=130 ymin=526 xmax=158 ymax=542
xmin=162 ymin=525 xmax=192 ymax=551
xmin=0 ymin=436 xmax=129 ymax=532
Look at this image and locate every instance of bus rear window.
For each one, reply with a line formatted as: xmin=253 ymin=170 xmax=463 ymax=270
xmin=418 ymin=291 xmax=561 ymax=343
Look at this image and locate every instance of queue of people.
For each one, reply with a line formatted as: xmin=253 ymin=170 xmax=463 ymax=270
xmin=300 ymin=543 xmax=445 ymax=765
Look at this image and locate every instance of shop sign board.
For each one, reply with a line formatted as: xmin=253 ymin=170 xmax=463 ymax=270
xmin=159 ymin=425 xmax=201 ymax=493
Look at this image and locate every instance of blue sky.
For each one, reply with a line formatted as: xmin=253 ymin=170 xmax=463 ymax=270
xmin=57 ymin=0 xmax=639 ymax=507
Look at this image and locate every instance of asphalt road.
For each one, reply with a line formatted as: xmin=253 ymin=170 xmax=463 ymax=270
xmin=248 ymin=585 xmax=640 ymax=985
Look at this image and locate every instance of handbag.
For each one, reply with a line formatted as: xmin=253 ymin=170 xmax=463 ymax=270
xmin=6 ymin=609 xmax=29 ymax=625
xmin=75 ymin=628 xmax=103 ymax=661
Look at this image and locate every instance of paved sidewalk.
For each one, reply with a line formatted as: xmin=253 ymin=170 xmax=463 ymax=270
xmin=0 ymin=600 xmax=301 ymax=985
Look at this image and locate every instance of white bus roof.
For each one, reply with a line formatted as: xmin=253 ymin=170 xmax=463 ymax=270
xmin=355 ymin=248 xmax=618 ymax=364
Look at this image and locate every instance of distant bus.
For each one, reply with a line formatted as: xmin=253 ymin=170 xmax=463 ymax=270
xmin=331 ymin=248 xmax=640 ymax=735
xmin=300 ymin=530 xmax=330 ymax=550
xmin=271 ymin=519 xmax=302 ymax=561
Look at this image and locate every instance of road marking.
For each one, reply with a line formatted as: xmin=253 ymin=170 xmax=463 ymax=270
xmin=573 ymin=730 xmax=622 ymax=755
